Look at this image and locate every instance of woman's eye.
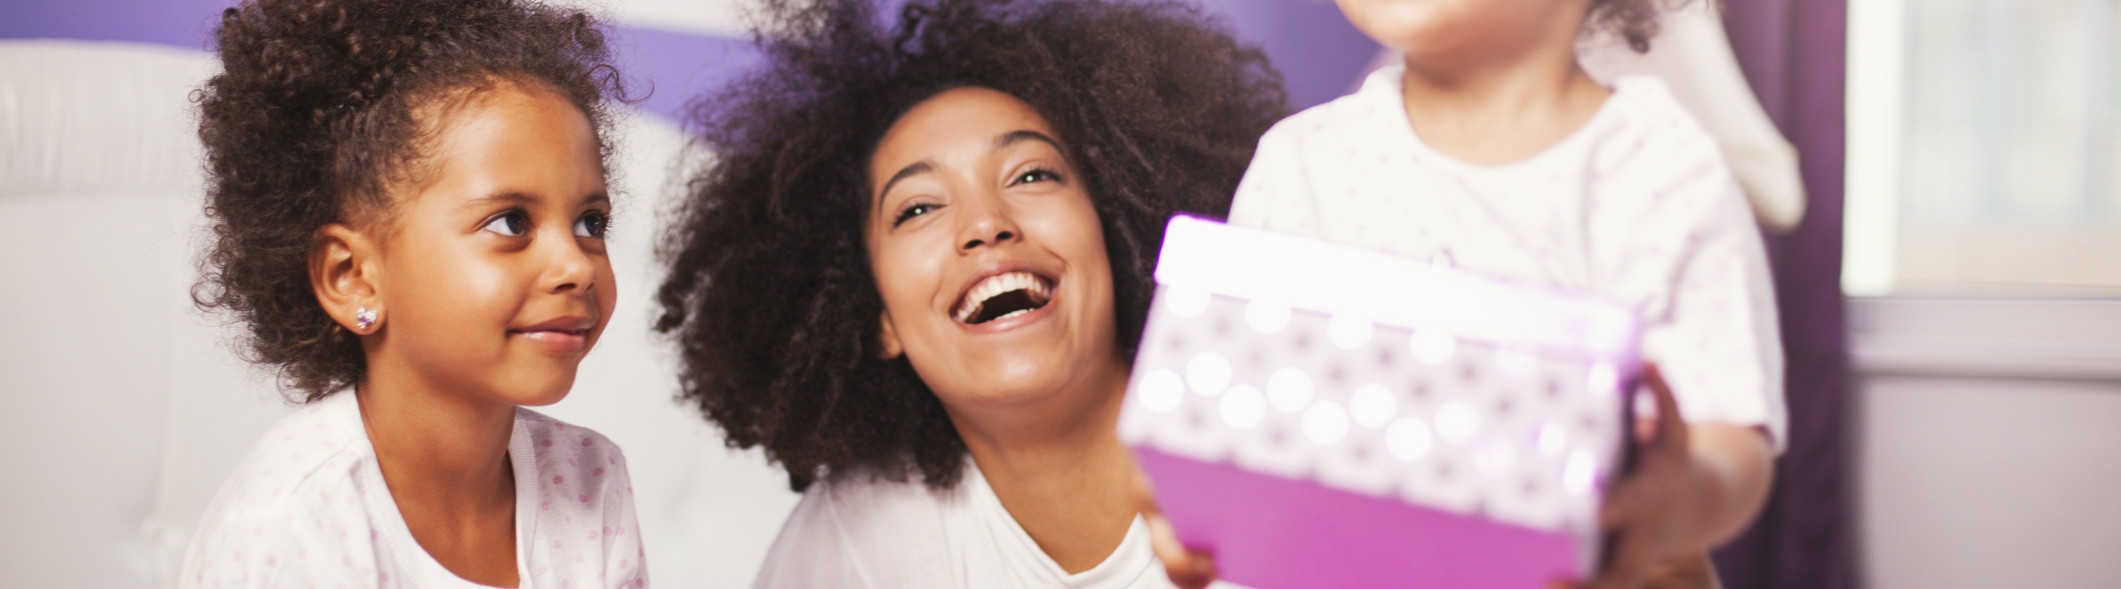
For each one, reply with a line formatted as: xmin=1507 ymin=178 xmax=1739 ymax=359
xmin=1013 ymin=169 xmax=1061 ymax=185
xmin=574 ymin=211 xmax=611 ymax=238
xmin=892 ymin=203 xmax=938 ymax=227
xmin=481 ymin=210 xmax=531 ymax=237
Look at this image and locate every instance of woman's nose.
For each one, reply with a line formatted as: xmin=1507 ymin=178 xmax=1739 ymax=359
xmin=958 ymin=198 xmax=1022 ymax=251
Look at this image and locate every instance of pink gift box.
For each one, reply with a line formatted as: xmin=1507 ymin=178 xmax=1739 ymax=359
xmin=1120 ymin=216 xmax=1642 ymax=588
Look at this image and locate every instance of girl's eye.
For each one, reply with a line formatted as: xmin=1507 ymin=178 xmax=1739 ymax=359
xmin=892 ymin=203 xmax=939 ymax=227
xmin=1013 ymin=168 xmax=1061 ymax=186
xmin=481 ymin=210 xmax=531 ymax=237
xmin=574 ymin=210 xmax=611 ymax=238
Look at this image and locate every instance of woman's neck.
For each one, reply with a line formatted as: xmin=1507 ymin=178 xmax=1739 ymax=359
xmin=1398 ymin=24 xmax=1611 ymax=166
xmin=952 ymin=361 xmax=1138 ymax=575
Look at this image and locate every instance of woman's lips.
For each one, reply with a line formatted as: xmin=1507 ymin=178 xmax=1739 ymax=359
xmin=953 ymin=270 xmax=1056 ymax=324
xmin=954 ymin=284 xmax=1059 ymax=334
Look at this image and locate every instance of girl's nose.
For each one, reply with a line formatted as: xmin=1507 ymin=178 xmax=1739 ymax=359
xmin=540 ymin=233 xmax=598 ymax=293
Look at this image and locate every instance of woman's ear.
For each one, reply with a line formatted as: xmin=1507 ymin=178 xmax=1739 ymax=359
xmin=878 ymin=310 xmax=905 ymax=359
xmin=311 ymin=223 xmax=384 ymax=335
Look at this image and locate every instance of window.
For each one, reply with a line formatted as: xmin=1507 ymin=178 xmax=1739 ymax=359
xmin=1846 ymin=0 xmax=2121 ymax=297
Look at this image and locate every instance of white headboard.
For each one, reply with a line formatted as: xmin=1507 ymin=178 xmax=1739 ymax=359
xmin=0 ymin=38 xmax=797 ymax=589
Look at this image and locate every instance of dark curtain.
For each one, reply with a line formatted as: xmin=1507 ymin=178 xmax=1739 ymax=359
xmin=1711 ymin=1 xmax=1860 ymax=588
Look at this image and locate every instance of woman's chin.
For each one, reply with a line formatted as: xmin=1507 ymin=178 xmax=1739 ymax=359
xmin=926 ymin=355 xmax=1124 ymax=414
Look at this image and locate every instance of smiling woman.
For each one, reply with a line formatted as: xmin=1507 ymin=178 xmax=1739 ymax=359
xmin=654 ymin=0 xmax=1286 ymax=586
xmin=867 ymin=87 xmax=1125 ymax=414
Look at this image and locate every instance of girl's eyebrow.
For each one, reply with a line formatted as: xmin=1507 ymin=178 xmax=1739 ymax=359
xmin=463 ymin=192 xmax=539 ymax=210
xmin=461 ymin=192 xmax=611 ymax=209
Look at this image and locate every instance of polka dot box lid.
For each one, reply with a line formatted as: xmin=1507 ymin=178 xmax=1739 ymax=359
xmin=1120 ymin=216 xmax=1642 ymax=588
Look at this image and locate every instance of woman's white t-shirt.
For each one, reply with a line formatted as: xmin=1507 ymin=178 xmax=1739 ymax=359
xmin=752 ymin=461 xmax=1229 ymax=589
xmin=179 ymin=390 xmax=648 ymax=588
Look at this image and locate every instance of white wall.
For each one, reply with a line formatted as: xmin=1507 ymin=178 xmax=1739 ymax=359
xmin=1852 ymin=298 xmax=2121 ymax=589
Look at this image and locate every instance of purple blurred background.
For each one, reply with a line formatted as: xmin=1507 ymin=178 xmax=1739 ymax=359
xmin=0 ymin=1 xmax=1853 ymax=587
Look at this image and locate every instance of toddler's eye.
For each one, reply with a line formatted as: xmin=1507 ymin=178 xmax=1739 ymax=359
xmin=893 ymin=203 xmax=939 ymax=227
xmin=574 ymin=210 xmax=611 ymax=238
xmin=1013 ymin=169 xmax=1061 ymax=186
xmin=481 ymin=210 xmax=531 ymax=237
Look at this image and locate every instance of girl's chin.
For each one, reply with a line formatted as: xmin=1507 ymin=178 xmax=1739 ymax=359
xmin=482 ymin=371 xmax=579 ymax=408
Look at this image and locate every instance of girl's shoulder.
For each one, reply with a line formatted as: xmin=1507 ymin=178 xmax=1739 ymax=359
xmin=215 ymin=391 xmax=374 ymax=511
xmin=508 ymin=410 xmax=649 ymax=586
xmin=181 ymin=392 xmax=381 ymax=586
xmin=513 ymin=408 xmax=624 ymax=460
xmin=510 ymin=408 xmax=634 ymax=507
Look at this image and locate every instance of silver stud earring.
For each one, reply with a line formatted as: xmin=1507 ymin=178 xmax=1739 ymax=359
xmin=355 ymin=306 xmax=378 ymax=332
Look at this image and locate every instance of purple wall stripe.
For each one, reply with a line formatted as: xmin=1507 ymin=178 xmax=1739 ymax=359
xmin=607 ymin=26 xmax=761 ymax=123
xmin=2 ymin=0 xmax=1382 ymax=122
xmin=0 ymin=0 xmax=229 ymax=50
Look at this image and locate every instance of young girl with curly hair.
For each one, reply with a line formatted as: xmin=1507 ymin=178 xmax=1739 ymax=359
xmin=654 ymin=0 xmax=1285 ymax=586
xmin=1226 ymin=1 xmax=1784 ymax=587
xmin=180 ymin=0 xmax=645 ymax=586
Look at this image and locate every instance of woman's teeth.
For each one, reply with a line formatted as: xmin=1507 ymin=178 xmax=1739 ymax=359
xmin=954 ymin=271 xmax=1053 ymax=324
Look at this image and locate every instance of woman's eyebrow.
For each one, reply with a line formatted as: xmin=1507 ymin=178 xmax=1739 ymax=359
xmin=994 ymin=129 xmax=1060 ymax=151
xmin=873 ymin=130 xmax=1056 ymax=211
xmin=876 ymin=161 xmax=934 ymax=211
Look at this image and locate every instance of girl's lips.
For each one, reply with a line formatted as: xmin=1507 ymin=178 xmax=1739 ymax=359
xmin=515 ymin=329 xmax=589 ymax=355
xmin=512 ymin=316 xmax=595 ymax=355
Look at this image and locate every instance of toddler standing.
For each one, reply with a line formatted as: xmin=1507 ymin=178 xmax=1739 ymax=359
xmin=1221 ymin=1 xmax=1784 ymax=586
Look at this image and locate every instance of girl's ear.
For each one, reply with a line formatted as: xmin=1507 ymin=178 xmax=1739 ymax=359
xmin=311 ymin=223 xmax=384 ymax=334
xmin=877 ymin=310 xmax=905 ymax=359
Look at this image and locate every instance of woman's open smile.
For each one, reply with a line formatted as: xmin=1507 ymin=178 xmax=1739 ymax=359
xmin=952 ymin=267 xmax=1058 ymax=327
xmin=865 ymin=86 xmax=1124 ymax=408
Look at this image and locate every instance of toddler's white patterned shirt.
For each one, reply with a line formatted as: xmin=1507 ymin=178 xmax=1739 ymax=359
xmin=1229 ymin=65 xmax=1786 ymax=448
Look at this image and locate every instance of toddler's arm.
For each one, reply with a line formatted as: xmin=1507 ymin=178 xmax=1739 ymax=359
xmin=1566 ymin=364 xmax=1773 ymax=589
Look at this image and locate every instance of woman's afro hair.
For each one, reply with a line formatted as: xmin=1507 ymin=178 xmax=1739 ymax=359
xmin=193 ymin=0 xmax=626 ymax=401
xmin=656 ymin=0 xmax=1289 ymax=492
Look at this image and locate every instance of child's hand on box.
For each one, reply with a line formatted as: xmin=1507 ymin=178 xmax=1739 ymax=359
xmin=1556 ymin=364 xmax=1774 ymax=589
xmin=1135 ymin=465 xmax=1216 ymax=589
xmin=1139 ymin=363 xmax=1774 ymax=589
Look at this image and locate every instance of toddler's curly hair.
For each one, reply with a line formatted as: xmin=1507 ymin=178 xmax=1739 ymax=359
xmin=1591 ymin=0 xmax=1687 ymax=53
xmin=193 ymin=0 xmax=626 ymax=401
xmin=656 ymin=0 xmax=1289 ymax=492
